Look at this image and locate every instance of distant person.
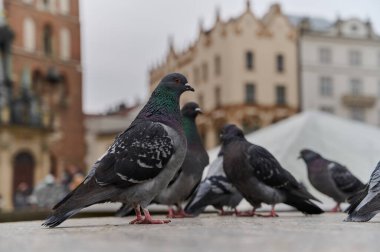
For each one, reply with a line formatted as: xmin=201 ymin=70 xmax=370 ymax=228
xmin=13 ymin=182 xmax=32 ymax=210
xmin=62 ymin=164 xmax=85 ymax=192
xmin=30 ymin=174 xmax=67 ymax=209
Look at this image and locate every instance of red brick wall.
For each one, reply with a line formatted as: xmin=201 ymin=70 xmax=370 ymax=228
xmin=5 ymin=0 xmax=85 ymax=172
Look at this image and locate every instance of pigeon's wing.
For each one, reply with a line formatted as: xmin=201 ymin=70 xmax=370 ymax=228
xmin=246 ymin=145 xmax=300 ymax=190
xmin=328 ymin=162 xmax=365 ymax=195
xmin=91 ymin=121 xmax=175 ymax=187
xmin=184 ymin=175 xmax=235 ymax=215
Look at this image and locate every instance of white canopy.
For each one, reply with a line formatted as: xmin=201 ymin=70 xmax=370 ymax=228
xmin=208 ymin=111 xmax=380 ymax=209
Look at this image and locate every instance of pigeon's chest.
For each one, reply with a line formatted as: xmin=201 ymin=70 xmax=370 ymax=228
xmin=223 ymin=143 xmax=250 ymax=182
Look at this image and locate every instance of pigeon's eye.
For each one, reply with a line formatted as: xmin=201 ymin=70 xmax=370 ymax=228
xmin=174 ymin=78 xmax=180 ymax=84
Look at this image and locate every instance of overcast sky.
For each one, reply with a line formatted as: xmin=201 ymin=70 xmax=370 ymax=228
xmin=80 ymin=0 xmax=380 ymax=114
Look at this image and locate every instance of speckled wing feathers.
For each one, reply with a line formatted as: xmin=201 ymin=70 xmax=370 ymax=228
xmin=329 ymin=162 xmax=365 ymax=194
xmin=94 ymin=122 xmax=174 ymax=187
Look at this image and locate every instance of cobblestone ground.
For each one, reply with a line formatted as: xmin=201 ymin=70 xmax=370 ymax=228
xmin=0 ymin=213 xmax=379 ymax=252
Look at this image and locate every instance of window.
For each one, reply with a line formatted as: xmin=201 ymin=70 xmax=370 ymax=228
xmin=202 ymin=62 xmax=208 ymax=82
xmin=276 ymin=54 xmax=284 ymax=73
xmin=319 ymin=48 xmax=331 ymax=64
xmin=320 ymin=106 xmax=334 ymax=114
xmin=60 ymin=28 xmax=71 ymax=60
xmin=59 ymin=0 xmax=70 ymax=15
xmin=246 ymin=51 xmax=254 ymax=70
xmin=349 ymin=50 xmax=361 ymax=66
xmin=275 ymin=85 xmax=286 ymax=105
xmin=319 ymin=77 xmax=333 ymax=97
xmin=193 ymin=66 xmax=200 ymax=84
xmin=350 ymin=79 xmax=362 ymax=96
xmin=23 ymin=17 xmax=36 ymax=52
xmin=245 ymin=83 xmax=256 ymax=104
xmin=351 ymin=108 xmax=365 ymax=122
xmin=215 ymin=86 xmax=221 ymax=108
xmin=43 ymin=24 xmax=53 ymax=56
xmin=214 ymin=55 xmax=221 ymax=76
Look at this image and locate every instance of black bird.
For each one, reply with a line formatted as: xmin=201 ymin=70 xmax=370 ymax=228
xmin=184 ymin=149 xmax=243 ymax=216
xmin=221 ymin=124 xmax=323 ymax=217
xmin=116 ymin=102 xmax=209 ymax=218
xmin=42 ymin=73 xmax=194 ymax=227
xmin=345 ymin=161 xmax=380 ymax=222
xmin=299 ymin=149 xmax=365 ymax=212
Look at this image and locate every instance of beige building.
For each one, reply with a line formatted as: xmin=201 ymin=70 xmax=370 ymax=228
xmin=149 ymin=1 xmax=299 ymax=148
xmin=291 ymin=16 xmax=380 ymax=124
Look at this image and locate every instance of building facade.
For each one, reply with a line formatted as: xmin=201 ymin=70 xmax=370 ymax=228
xmin=149 ymin=1 xmax=299 ymax=148
xmin=0 ymin=0 xmax=84 ymax=211
xmin=293 ymin=16 xmax=380 ymax=124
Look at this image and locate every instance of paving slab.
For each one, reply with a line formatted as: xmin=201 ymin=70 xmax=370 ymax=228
xmin=0 ymin=213 xmax=379 ymax=252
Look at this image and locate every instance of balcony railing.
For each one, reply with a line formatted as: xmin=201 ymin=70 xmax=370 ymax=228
xmin=341 ymin=94 xmax=376 ymax=108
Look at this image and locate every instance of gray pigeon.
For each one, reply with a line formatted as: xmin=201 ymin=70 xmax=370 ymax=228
xmin=184 ymin=149 xmax=243 ymax=216
xmin=299 ymin=149 xmax=365 ymax=212
xmin=115 ymin=102 xmax=209 ymax=218
xmin=42 ymin=73 xmax=194 ymax=227
xmin=154 ymin=102 xmax=209 ymax=217
xmin=221 ymin=124 xmax=323 ymax=217
xmin=345 ymin=162 xmax=380 ymax=222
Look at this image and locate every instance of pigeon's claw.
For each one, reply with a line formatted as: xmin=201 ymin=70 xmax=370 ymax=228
xmin=131 ymin=208 xmax=171 ymax=225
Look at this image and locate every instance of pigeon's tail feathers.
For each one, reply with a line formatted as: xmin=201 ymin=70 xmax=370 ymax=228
xmin=345 ymin=211 xmax=377 ymax=222
xmin=184 ymin=181 xmax=214 ymax=216
xmin=115 ymin=204 xmax=134 ymax=217
xmin=285 ymin=194 xmax=324 ymax=215
xmin=345 ymin=186 xmax=368 ymax=214
xmin=42 ymin=178 xmax=117 ymax=228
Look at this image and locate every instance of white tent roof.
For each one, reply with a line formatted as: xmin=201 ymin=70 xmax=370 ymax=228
xmin=208 ymin=111 xmax=380 ymax=208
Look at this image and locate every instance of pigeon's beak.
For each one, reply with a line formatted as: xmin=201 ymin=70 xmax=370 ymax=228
xmin=195 ymin=108 xmax=203 ymax=114
xmin=184 ymin=83 xmax=195 ymax=92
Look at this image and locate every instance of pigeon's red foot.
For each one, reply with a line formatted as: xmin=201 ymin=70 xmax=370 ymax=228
xmin=331 ymin=204 xmax=342 ymax=213
xmin=235 ymin=209 xmax=256 ymax=217
xmin=257 ymin=206 xmax=279 ymax=217
xmin=129 ymin=216 xmax=143 ymax=224
xmin=133 ymin=218 xmax=171 ymax=224
xmin=129 ymin=206 xmax=143 ymax=224
xmin=131 ymin=209 xmax=171 ymax=224
xmin=257 ymin=212 xmax=279 ymax=218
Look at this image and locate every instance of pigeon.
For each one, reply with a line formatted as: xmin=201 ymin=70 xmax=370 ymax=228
xmin=184 ymin=149 xmax=243 ymax=216
xmin=345 ymin=162 xmax=380 ymax=222
xmin=115 ymin=102 xmax=209 ymax=218
xmin=42 ymin=73 xmax=194 ymax=227
xmin=221 ymin=124 xmax=323 ymax=217
xmin=299 ymin=149 xmax=365 ymax=212
xmin=154 ymin=102 xmax=209 ymax=217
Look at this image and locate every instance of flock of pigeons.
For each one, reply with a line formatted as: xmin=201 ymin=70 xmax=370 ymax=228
xmin=42 ymin=73 xmax=380 ymax=228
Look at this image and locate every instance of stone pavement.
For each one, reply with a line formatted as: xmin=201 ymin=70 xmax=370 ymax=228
xmin=0 ymin=212 xmax=378 ymax=252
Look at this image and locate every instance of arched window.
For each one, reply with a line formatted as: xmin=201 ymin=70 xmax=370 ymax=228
xmin=60 ymin=28 xmax=71 ymax=60
xmin=59 ymin=0 xmax=70 ymax=15
xmin=23 ymin=17 xmax=36 ymax=52
xmin=43 ymin=24 xmax=53 ymax=56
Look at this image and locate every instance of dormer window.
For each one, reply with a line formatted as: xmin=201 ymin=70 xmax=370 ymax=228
xmin=351 ymin=24 xmax=357 ymax=31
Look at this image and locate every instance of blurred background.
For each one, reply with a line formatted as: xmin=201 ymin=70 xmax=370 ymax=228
xmin=0 ymin=0 xmax=379 ymax=219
